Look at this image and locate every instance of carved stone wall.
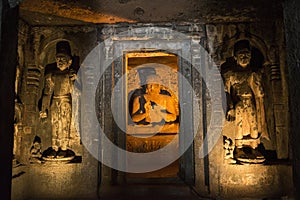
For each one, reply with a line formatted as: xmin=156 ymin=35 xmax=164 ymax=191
xmin=15 ymin=19 xmax=34 ymax=164
xmin=206 ymin=22 xmax=289 ymax=160
xmin=12 ymin=5 xmax=292 ymax=199
xmin=93 ymin=21 xmax=292 ymax=199
xmin=205 ymin=21 xmax=291 ymax=198
xmin=283 ymin=0 xmax=300 ymax=198
xmin=94 ymin=23 xmax=206 ymax=185
xmin=12 ymin=25 xmax=99 ymax=199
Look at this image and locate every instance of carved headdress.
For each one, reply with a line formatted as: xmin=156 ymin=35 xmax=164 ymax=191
xmin=233 ymin=40 xmax=251 ymax=55
xmin=137 ymin=67 xmax=158 ymax=85
xmin=56 ymin=41 xmax=72 ymax=57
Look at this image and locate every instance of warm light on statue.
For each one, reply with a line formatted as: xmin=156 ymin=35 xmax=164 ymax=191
xmin=40 ymin=41 xmax=77 ymax=160
xmin=131 ymin=73 xmax=178 ymax=125
xmin=221 ymin=40 xmax=269 ymax=164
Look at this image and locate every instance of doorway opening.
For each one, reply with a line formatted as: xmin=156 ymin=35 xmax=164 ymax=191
xmin=125 ymin=51 xmax=180 ymax=181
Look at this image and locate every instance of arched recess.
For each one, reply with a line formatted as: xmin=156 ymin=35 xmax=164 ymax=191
xmin=216 ymin=32 xmax=279 ymax=155
xmin=39 ymin=37 xmax=79 ymax=68
xmin=216 ymin=32 xmax=271 ymax=66
xmin=36 ymin=36 xmax=82 ymax=155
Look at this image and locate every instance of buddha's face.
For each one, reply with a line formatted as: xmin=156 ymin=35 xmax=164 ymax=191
xmin=56 ymin=54 xmax=72 ymax=71
xmin=235 ymin=49 xmax=251 ymax=68
xmin=146 ymin=83 xmax=160 ymax=94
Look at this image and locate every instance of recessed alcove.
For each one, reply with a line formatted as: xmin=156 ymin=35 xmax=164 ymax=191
xmin=125 ymin=52 xmax=180 ymax=179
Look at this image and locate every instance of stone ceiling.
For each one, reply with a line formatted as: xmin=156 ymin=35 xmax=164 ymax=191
xmin=19 ymin=0 xmax=282 ymax=26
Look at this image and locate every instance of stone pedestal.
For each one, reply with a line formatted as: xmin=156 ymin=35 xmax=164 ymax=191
xmin=25 ymin=155 xmax=98 ymax=199
xmin=11 ymin=149 xmax=98 ymax=200
xmin=219 ymin=164 xmax=293 ymax=199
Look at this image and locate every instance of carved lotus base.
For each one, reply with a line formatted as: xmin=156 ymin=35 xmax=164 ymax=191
xmin=42 ymin=147 xmax=75 ymax=162
xmin=237 ymin=157 xmax=265 ymax=164
xmin=235 ymin=147 xmax=265 ymax=164
xmin=42 ymin=156 xmax=75 ymax=162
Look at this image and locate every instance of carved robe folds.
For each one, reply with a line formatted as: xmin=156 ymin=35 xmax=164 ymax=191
xmin=41 ymin=68 xmax=75 ymax=151
xmin=223 ymin=69 xmax=268 ymax=148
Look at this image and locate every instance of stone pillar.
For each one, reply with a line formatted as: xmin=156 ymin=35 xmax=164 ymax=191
xmin=269 ymin=46 xmax=289 ymax=159
xmin=0 ymin=0 xmax=19 ymax=199
xmin=283 ymin=0 xmax=300 ymax=198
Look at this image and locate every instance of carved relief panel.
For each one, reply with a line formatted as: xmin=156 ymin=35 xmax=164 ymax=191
xmin=15 ymin=26 xmax=96 ymax=164
xmin=206 ymin=23 xmax=289 ymax=163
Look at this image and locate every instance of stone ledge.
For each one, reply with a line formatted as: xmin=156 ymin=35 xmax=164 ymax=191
xmin=26 ymin=160 xmax=98 ymax=199
xmin=218 ymin=164 xmax=293 ymax=199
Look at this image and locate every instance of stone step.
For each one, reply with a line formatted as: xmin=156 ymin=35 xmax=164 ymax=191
xmin=99 ymin=184 xmax=208 ymax=200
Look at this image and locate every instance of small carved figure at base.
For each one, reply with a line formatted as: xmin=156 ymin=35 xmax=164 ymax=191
xmin=223 ymin=136 xmax=236 ymax=164
xmin=235 ymin=147 xmax=265 ymax=164
xmin=42 ymin=147 xmax=75 ymax=162
xmin=29 ymin=136 xmax=43 ymax=164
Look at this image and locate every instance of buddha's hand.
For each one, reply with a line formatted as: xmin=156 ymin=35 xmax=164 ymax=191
xmin=144 ymin=101 xmax=152 ymax=113
xmin=148 ymin=105 xmax=165 ymax=123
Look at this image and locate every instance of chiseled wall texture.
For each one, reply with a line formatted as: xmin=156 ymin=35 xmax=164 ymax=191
xmin=10 ymin=0 xmax=299 ymax=199
xmin=284 ymin=0 xmax=300 ymax=199
xmin=12 ymin=25 xmax=100 ymax=200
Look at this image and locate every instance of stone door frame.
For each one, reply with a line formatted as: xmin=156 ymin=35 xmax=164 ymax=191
xmin=98 ymin=23 xmax=206 ymax=185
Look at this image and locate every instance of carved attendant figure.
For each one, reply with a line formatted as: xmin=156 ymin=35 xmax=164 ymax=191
xmin=40 ymin=41 xmax=76 ymax=158
xmin=222 ymin=40 xmax=267 ymax=162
